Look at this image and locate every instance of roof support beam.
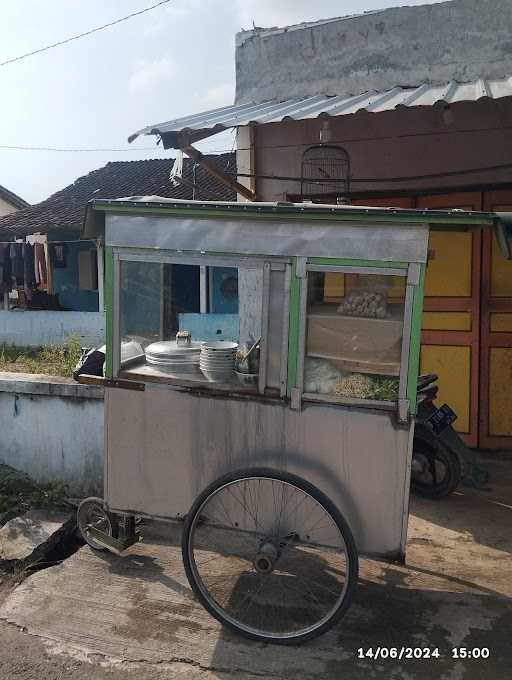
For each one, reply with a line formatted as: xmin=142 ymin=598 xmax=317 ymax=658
xmin=181 ymin=145 xmax=256 ymax=202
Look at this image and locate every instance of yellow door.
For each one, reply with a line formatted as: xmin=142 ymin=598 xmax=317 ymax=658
xmin=417 ymin=193 xmax=482 ymax=447
xmin=480 ymin=192 xmax=512 ymax=448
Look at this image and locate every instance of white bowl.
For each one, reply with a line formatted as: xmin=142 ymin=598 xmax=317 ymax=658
xmin=202 ymin=341 xmax=238 ymax=351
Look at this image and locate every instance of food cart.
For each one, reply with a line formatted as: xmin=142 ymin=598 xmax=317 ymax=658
xmin=78 ymin=198 xmax=506 ymax=645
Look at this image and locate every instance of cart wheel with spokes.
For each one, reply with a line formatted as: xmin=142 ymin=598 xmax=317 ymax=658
xmin=77 ymin=497 xmax=119 ymax=551
xmin=182 ymin=467 xmax=358 ymax=645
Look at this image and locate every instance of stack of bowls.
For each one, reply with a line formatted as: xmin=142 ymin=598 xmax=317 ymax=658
xmin=200 ymin=341 xmax=238 ymax=382
xmin=145 ymin=340 xmax=202 ymax=376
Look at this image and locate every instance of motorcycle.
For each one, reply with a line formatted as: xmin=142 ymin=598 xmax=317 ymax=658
xmin=411 ymin=374 xmax=488 ymax=499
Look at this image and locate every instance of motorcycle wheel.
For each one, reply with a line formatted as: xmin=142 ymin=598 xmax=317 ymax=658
xmin=411 ymin=438 xmax=461 ymax=499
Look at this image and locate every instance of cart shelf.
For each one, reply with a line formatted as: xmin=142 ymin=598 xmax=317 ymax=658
xmin=306 ymin=307 xmax=403 ymax=377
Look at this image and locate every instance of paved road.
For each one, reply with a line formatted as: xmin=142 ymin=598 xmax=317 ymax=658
xmin=0 ymin=457 xmax=510 ymax=679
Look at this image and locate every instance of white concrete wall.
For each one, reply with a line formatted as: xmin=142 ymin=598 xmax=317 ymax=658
xmin=0 ymin=311 xmax=105 ymax=347
xmin=0 ymin=374 xmax=103 ymax=496
xmin=236 ymin=0 xmax=512 ymax=103
xmin=0 ymin=196 xmax=17 ymax=217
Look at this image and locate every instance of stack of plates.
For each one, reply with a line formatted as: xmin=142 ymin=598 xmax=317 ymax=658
xmin=145 ymin=340 xmax=202 ymax=374
xmin=200 ymin=341 xmax=238 ymax=382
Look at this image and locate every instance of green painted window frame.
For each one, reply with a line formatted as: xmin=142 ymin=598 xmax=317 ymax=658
xmin=106 ymin=246 xmax=426 ymax=410
xmin=406 ymin=264 xmax=426 ymax=414
xmin=287 ymin=257 xmax=426 ymax=414
xmin=286 ymin=260 xmax=301 ymax=394
xmin=104 ymin=246 xmax=114 ymax=379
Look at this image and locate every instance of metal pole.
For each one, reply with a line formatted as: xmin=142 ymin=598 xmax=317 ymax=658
xmin=96 ymin=239 xmax=105 ymax=312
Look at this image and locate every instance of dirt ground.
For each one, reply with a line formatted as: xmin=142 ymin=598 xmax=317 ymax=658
xmin=0 ymin=454 xmax=510 ymax=680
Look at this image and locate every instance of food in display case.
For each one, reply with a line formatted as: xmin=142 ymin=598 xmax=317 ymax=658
xmin=334 ymin=372 xmax=375 ymax=399
xmin=337 ymin=290 xmax=387 ymax=318
xmin=303 ymin=357 xmax=399 ymax=400
xmin=305 ymin=271 xmax=406 ymax=398
xmin=304 ymin=357 xmax=345 ymax=394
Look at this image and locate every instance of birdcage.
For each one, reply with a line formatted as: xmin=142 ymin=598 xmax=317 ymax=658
xmin=300 ymin=144 xmax=351 ymax=201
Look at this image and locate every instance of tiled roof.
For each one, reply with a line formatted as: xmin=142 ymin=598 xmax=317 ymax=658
xmin=0 ymin=154 xmax=236 ymax=238
xmin=0 ymin=184 xmax=29 ymax=211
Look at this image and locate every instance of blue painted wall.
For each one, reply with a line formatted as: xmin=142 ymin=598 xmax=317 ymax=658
xmin=48 ymin=233 xmax=99 ymax=312
xmin=210 ymin=267 xmax=239 ymax=314
xmin=178 ymin=313 xmax=239 ymax=341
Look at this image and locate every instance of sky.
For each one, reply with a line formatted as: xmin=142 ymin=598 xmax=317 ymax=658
xmin=0 ymin=0 xmax=446 ymax=204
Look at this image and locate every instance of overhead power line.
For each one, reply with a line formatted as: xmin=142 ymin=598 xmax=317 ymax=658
xmin=0 ymin=0 xmax=173 ymax=68
xmin=0 ymin=143 xmax=238 ymax=154
xmin=0 ymin=144 xmax=161 ymax=153
xmin=233 ymin=161 xmax=512 ymax=184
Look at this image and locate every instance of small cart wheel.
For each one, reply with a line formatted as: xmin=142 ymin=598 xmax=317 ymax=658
xmin=77 ymin=497 xmax=119 ymax=551
xmin=182 ymin=467 xmax=358 ymax=645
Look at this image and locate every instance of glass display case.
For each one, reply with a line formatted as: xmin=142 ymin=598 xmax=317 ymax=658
xmin=304 ymin=268 xmax=406 ymax=402
xmin=117 ymin=257 xmax=268 ymax=392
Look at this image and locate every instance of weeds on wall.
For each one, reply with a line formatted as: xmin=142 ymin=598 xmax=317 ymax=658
xmin=0 ymin=336 xmax=82 ymax=377
xmin=0 ymin=464 xmax=68 ymax=526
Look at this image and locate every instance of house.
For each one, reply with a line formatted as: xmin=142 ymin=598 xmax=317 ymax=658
xmin=0 ymin=154 xmax=235 ymax=346
xmin=128 ymin=0 xmax=512 ymax=449
xmin=0 ymin=184 xmax=28 ymax=217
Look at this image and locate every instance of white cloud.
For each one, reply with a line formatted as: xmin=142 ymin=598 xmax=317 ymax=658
xmin=197 ymin=82 xmax=235 ymax=110
xmin=128 ymin=54 xmax=176 ymax=93
xmin=141 ymin=1 xmax=203 ymax=36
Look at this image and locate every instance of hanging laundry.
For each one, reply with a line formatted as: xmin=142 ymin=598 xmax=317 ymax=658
xmin=23 ymin=243 xmax=36 ymax=289
xmin=23 ymin=243 xmax=36 ymax=301
xmin=9 ymin=243 xmax=24 ymax=285
xmin=34 ymin=243 xmax=47 ymax=285
xmin=0 ymin=244 xmax=12 ymax=295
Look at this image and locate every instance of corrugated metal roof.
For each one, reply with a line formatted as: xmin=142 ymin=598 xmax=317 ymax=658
xmin=129 ymin=76 xmax=512 ymax=147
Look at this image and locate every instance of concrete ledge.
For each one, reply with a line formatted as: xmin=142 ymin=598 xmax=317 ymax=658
xmin=0 ymin=372 xmax=104 ymax=400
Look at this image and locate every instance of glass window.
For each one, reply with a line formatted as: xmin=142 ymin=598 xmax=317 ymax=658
xmin=119 ymin=260 xmax=263 ymax=391
xmin=304 ymin=270 xmax=406 ymax=401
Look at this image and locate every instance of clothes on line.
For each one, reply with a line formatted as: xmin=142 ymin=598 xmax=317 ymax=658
xmin=0 ymin=244 xmax=12 ymax=296
xmin=0 ymin=238 xmax=97 ymax=302
xmin=0 ymin=239 xmax=95 ymax=245
xmin=0 ymin=242 xmax=48 ymax=296
xmin=35 ymin=243 xmax=47 ymax=286
xmin=10 ymin=243 xmax=24 ymax=285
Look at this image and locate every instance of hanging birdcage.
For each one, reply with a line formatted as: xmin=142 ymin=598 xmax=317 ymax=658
xmin=300 ymin=144 xmax=351 ymax=201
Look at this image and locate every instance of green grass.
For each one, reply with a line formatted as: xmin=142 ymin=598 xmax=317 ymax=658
xmin=0 ymin=336 xmax=82 ymax=378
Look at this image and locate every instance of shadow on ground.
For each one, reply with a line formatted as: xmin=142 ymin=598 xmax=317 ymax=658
xmin=0 ymin=457 xmax=510 ymax=679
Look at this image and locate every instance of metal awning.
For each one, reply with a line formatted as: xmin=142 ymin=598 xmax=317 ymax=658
xmin=82 ymin=196 xmax=512 ymax=258
xmin=129 ymin=76 xmax=512 ymax=148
